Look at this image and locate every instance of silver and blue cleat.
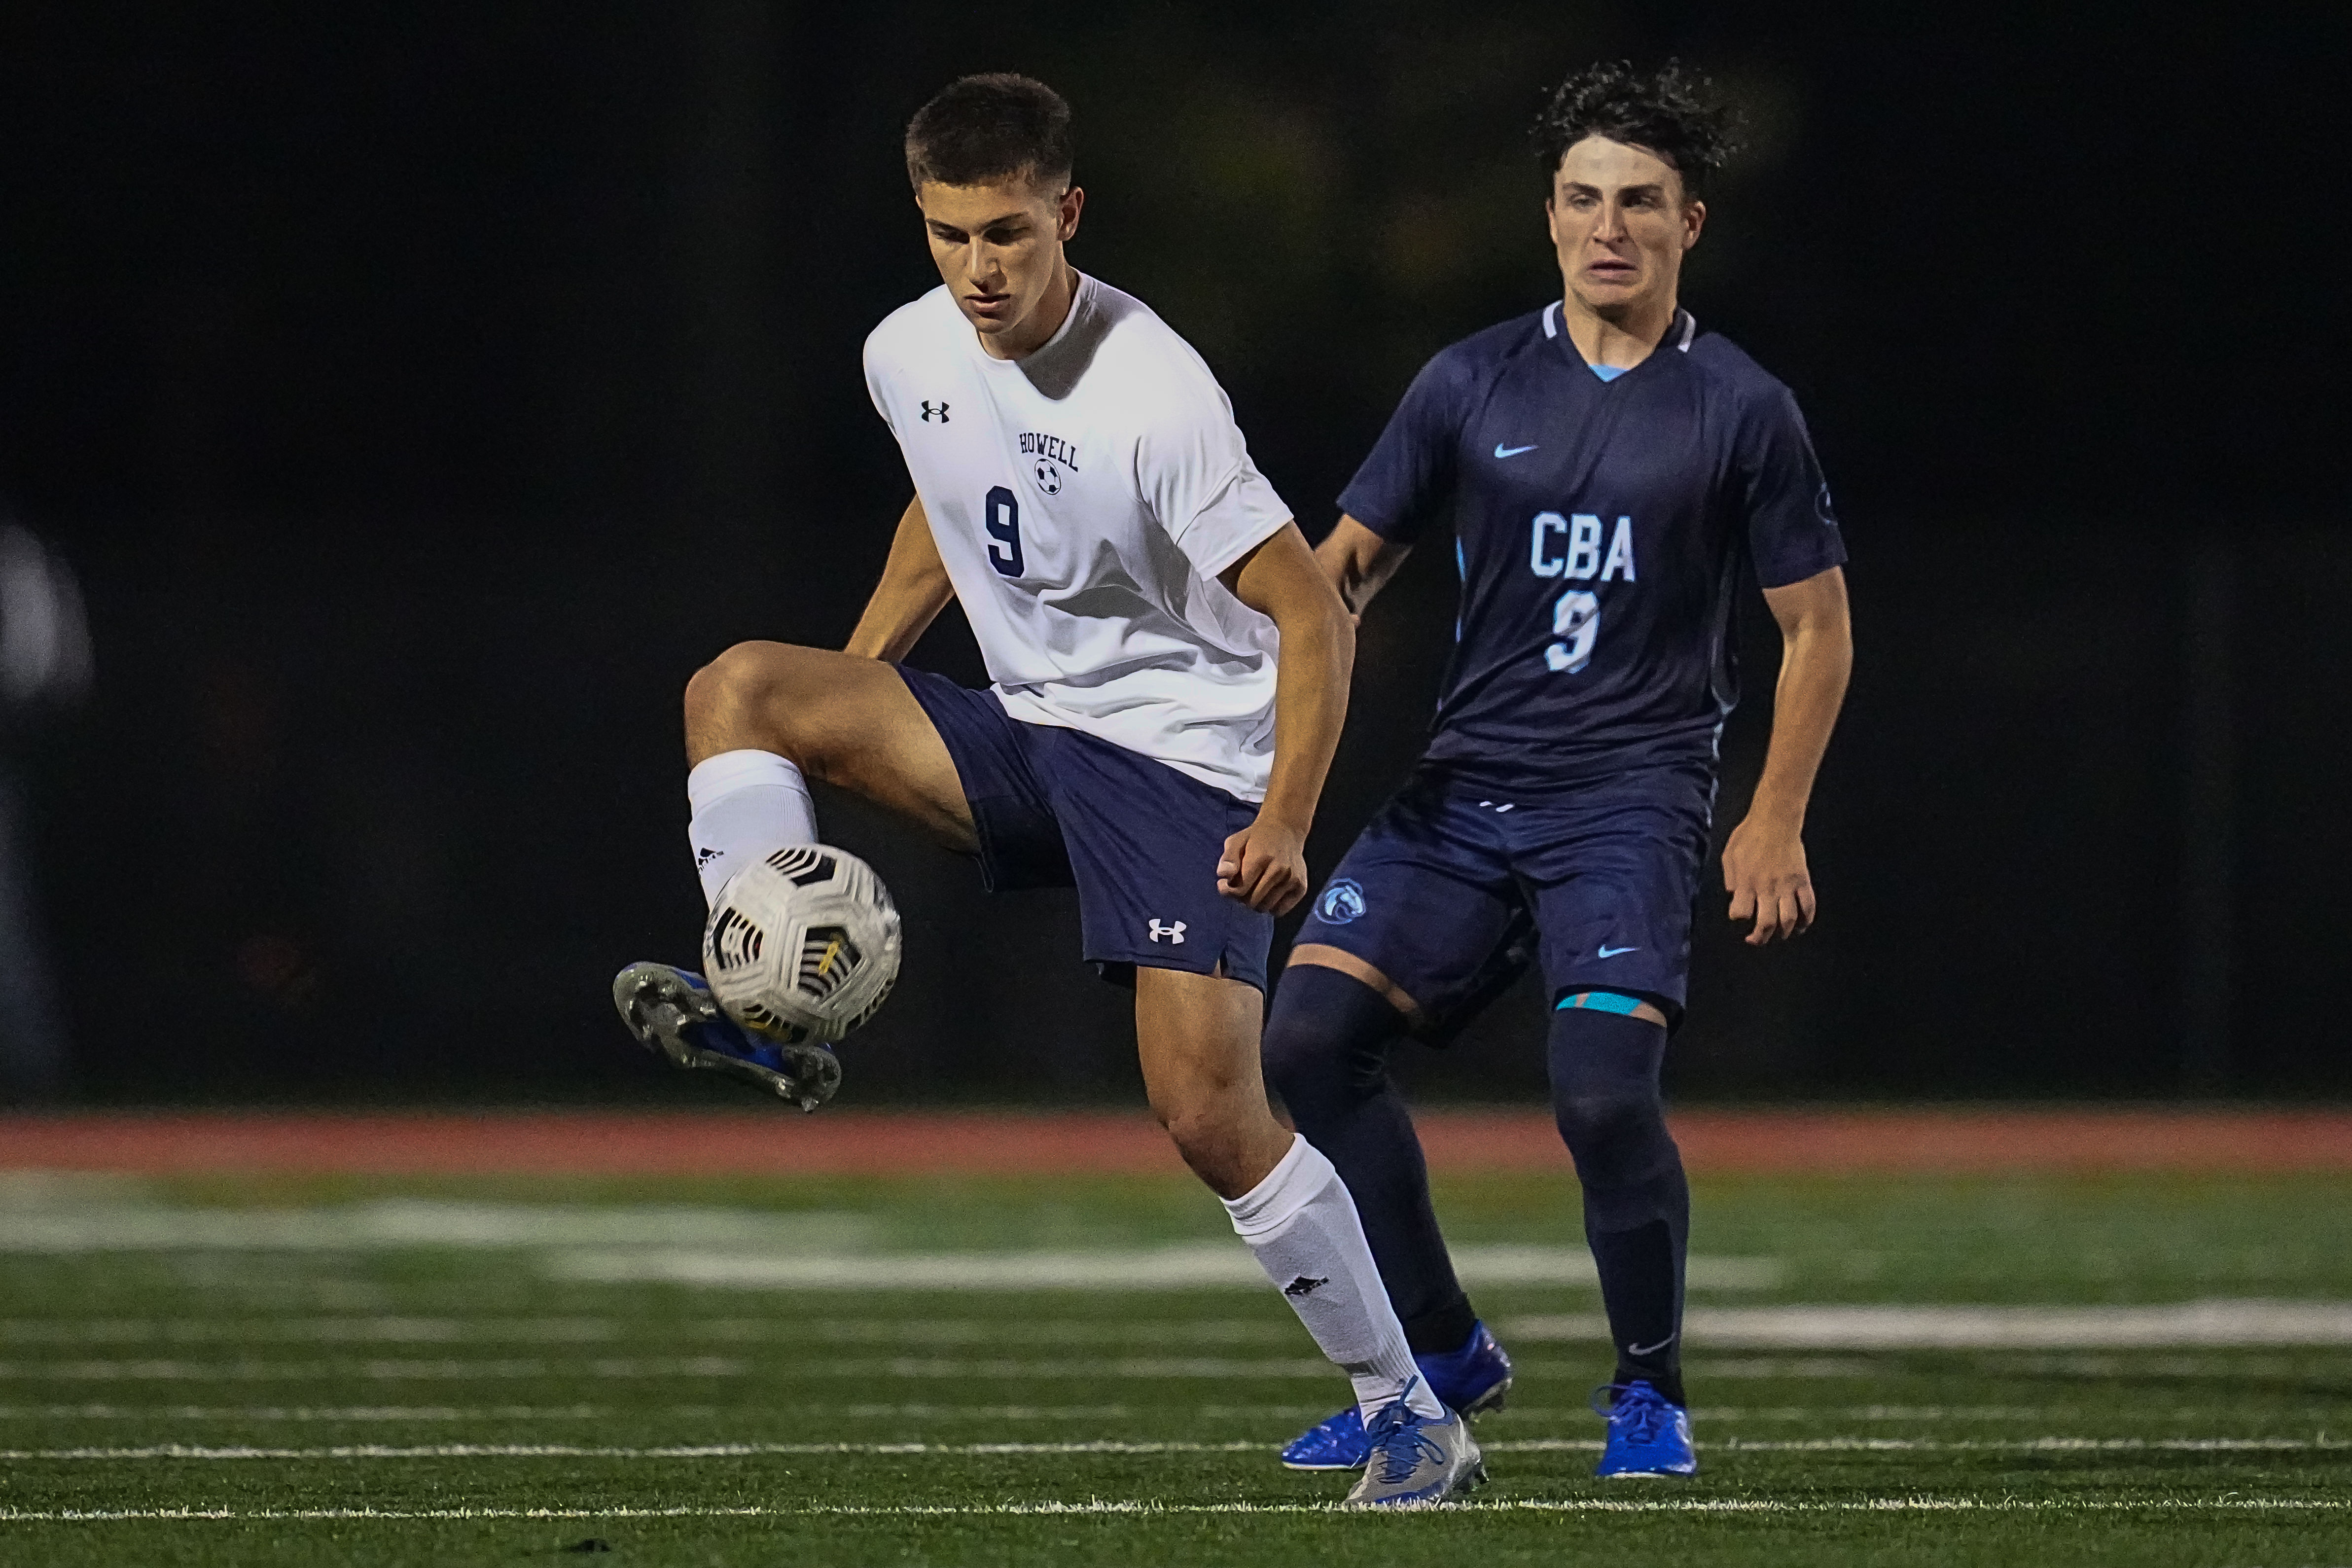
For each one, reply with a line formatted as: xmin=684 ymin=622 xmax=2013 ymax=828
xmin=1341 ymin=1385 xmax=1486 ymax=1507
xmin=611 ymin=961 xmax=840 ymax=1112
xmin=1592 ymin=1379 xmax=1697 ymax=1477
xmin=1281 ymin=1319 xmax=1513 ymax=1470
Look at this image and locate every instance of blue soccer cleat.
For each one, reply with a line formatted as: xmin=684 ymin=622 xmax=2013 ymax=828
xmin=611 ymin=961 xmax=841 ymax=1112
xmin=1281 ymin=1320 xmax=1514 ymax=1470
xmin=1592 ymin=1379 xmax=1697 ymax=1477
xmin=1341 ymin=1385 xmax=1486 ymax=1507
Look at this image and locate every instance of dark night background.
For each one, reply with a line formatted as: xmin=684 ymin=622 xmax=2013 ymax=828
xmin=0 ymin=1 xmax=2342 ymax=1106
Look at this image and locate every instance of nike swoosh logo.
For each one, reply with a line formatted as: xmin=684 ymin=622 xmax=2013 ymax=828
xmin=1628 ymin=1333 xmax=1677 ymax=1357
xmin=1598 ymin=944 xmax=1639 ymax=959
xmin=1494 ymin=443 xmax=1537 ymax=459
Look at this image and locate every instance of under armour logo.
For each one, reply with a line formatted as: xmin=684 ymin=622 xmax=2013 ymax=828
xmin=694 ymin=846 xmax=722 ymax=869
xmin=1147 ymin=919 xmax=1186 ymax=944
xmin=920 ymin=401 xmax=950 ymax=423
xmin=1282 ymin=1275 xmax=1329 ymax=1298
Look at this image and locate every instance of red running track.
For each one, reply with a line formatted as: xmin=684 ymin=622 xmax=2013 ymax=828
xmin=0 ymin=1108 xmax=2347 ymax=1176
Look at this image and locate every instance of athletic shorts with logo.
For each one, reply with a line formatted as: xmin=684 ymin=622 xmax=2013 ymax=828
xmin=897 ymin=665 xmax=1273 ymax=991
xmin=1294 ymin=762 xmax=1716 ymax=1030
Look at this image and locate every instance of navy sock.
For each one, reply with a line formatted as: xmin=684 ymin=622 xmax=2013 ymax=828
xmin=1262 ymin=963 xmax=1475 ymax=1354
xmin=1549 ymin=1002 xmax=1688 ymax=1409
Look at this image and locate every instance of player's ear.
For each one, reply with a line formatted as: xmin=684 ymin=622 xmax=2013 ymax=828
xmin=1681 ymin=198 xmax=1706 ymax=251
xmin=1057 ymin=184 xmax=1085 ymax=242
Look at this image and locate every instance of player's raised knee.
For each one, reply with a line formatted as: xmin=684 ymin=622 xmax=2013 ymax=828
xmin=685 ymin=641 xmax=761 ymax=716
xmin=684 ymin=641 xmax=821 ymax=762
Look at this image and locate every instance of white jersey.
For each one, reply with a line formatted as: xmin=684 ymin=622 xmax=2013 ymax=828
xmin=863 ymin=274 xmax=1292 ymax=802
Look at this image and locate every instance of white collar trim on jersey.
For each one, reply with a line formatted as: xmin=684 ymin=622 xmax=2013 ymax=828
xmin=1541 ymin=299 xmax=1697 ymax=352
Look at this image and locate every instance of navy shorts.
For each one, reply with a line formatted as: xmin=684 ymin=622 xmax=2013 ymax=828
xmin=896 ymin=666 xmax=1274 ymax=991
xmin=1294 ymin=762 xmax=1716 ymax=1032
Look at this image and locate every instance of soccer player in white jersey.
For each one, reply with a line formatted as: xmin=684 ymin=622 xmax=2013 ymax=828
xmin=611 ymin=73 xmax=1480 ymax=1505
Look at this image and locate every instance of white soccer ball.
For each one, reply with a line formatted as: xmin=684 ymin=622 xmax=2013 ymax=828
xmin=702 ymin=844 xmax=902 ymax=1045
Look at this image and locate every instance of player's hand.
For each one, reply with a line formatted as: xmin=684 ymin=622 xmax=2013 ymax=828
xmin=1218 ymin=814 xmax=1310 ymax=915
xmin=1722 ymin=813 xmax=1816 ymax=946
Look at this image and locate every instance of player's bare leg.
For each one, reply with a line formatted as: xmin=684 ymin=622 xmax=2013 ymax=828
xmin=683 ymin=639 xmax=974 ymax=853
xmin=1135 ymin=965 xmax=1481 ymax=1503
xmin=1133 ymin=966 xmax=1294 ymax=1197
xmin=613 ymin=641 xmax=974 ymax=1108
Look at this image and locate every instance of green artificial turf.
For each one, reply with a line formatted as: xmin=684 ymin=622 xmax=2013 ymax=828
xmin=0 ymin=1169 xmax=2347 ymax=1566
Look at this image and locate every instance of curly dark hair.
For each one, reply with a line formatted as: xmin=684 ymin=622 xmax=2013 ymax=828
xmin=904 ymin=73 xmax=1073 ymax=192
xmin=1530 ymin=60 xmax=1738 ymax=200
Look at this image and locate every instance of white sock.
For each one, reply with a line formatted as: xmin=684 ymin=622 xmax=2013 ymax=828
xmin=1222 ymin=1134 xmax=1444 ymax=1422
xmin=686 ymin=749 xmax=818 ymax=906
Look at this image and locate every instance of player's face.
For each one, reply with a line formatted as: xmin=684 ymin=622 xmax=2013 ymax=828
xmin=1545 ymin=136 xmax=1705 ymax=321
xmin=917 ymin=176 xmax=1085 ymax=355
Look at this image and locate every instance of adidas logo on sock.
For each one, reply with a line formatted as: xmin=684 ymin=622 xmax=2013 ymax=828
xmin=695 ymin=846 xmax=722 ymax=869
xmin=1282 ymin=1275 xmax=1330 ymax=1298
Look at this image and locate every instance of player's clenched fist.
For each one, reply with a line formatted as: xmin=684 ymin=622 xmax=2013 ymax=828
xmin=1218 ymin=816 xmax=1310 ymax=914
xmin=1722 ymin=814 xmax=1817 ymax=946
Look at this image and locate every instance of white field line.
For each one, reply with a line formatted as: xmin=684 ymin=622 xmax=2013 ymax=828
xmin=2 ymin=1350 xmax=2304 ymax=1384
xmin=16 ymin=1348 xmax=2332 ymax=1384
xmin=0 ymin=1201 xmax=875 ymax=1253
xmin=3 ymin=1435 xmax=2344 ymax=1460
xmin=0 ymin=1317 xmax=1301 ymax=1348
xmin=0 ymin=1356 xmax=1332 ymax=1383
xmin=25 ymin=1304 xmax=2352 ymax=1353
xmin=1 ymin=1498 xmax=2348 ymax=1522
xmin=0 ymin=1319 xmax=617 ymax=1346
xmin=0 ymin=1358 xmax=745 ymax=1382
xmin=1506 ymin=1301 xmax=2352 ymax=1349
xmin=0 ymin=1402 xmax=2254 ymax=1426
xmin=0 ymin=1201 xmax=1798 ymax=1288
xmin=543 ymin=1245 xmax=1780 ymax=1291
xmin=0 ymin=1401 xmax=1372 ymax=1424
xmin=0 ymin=1406 xmax=608 ymax=1422
xmin=1662 ymin=1351 xmax=2352 ymax=1380
xmin=0 ymin=1441 xmax=1267 ymax=1459
xmin=0 ymin=1403 xmax=1204 ymax=1423
xmin=1681 ymin=1357 xmax=1881 ymax=1379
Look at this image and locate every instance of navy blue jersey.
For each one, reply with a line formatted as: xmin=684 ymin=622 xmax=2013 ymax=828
xmin=1339 ymin=302 xmax=1846 ymax=789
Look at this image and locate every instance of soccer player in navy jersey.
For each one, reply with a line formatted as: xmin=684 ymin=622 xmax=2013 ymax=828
xmin=1262 ymin=61 xmax=1853 ymax=1479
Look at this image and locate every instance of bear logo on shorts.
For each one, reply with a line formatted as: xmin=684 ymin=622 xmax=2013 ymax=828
xmin=1316 ymin=879 xmax=1367 ymax=925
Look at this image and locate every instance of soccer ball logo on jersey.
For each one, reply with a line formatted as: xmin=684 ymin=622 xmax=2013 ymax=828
xmin=1316 ymin=878 xmax=1367 ymax=925
xmin=1019 ymin=430 xmax=1079 ymax=497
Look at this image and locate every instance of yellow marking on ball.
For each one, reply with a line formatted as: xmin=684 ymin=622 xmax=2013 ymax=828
xmin=817 ymin=937 xmax=843 ymax=977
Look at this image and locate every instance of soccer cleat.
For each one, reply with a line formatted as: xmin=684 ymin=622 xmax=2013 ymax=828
xmin=611 ymin=961 xmax=841 ymax=1112
xmin=1592 ymin=1379 xmax=1697 ymax=1478
xmin=1341 ymin=1387 xmax=1486 ymax=1508
xmin=1281 ymin=1319 xmax=1514 ymax=1470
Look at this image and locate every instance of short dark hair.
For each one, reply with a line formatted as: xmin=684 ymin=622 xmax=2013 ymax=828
xmin=904 ymin=73 xmax=1073 ymax=192
xmin=1531 ymin=60 xmax=1738 ymax=200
